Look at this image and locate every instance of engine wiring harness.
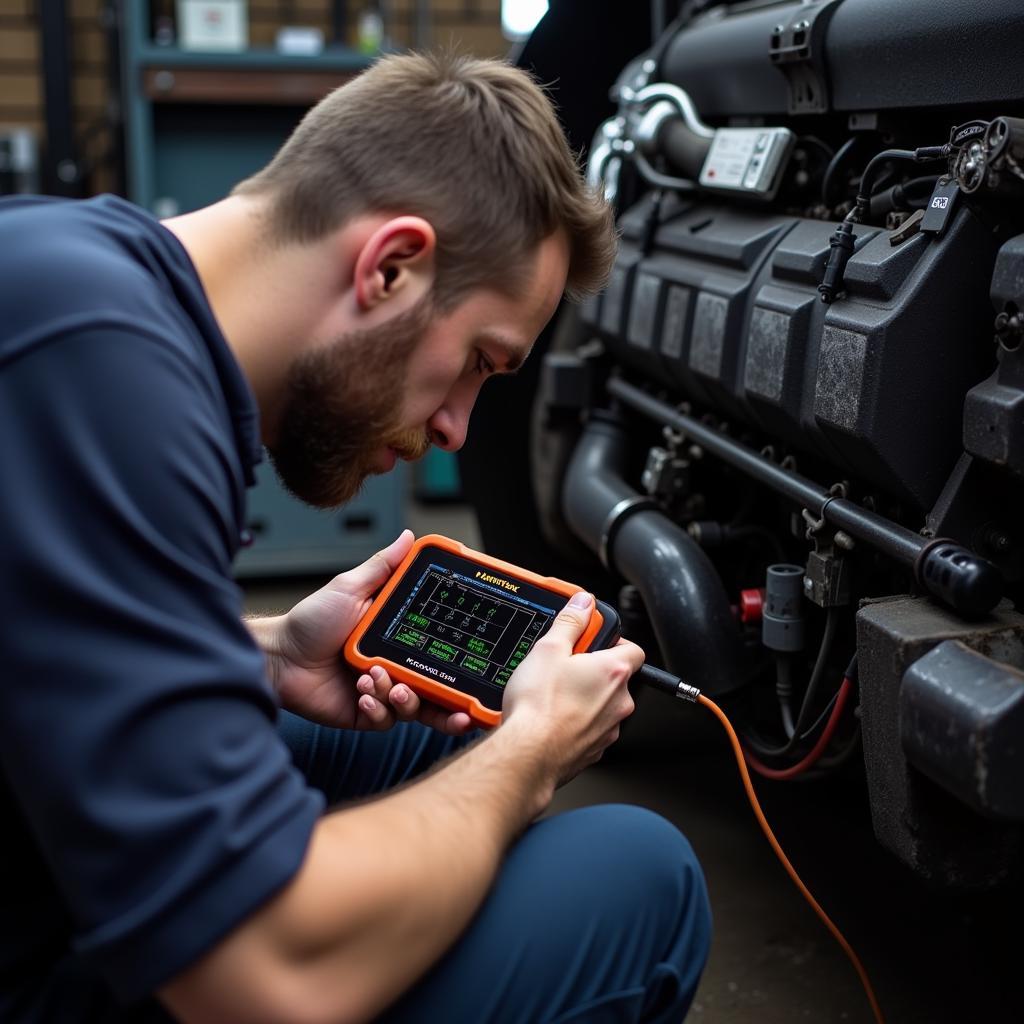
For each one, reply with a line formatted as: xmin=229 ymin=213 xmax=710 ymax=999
xmin=817 ymin=144 xmax=950 ymax=303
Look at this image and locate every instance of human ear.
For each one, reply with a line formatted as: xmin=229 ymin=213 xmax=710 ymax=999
xmin=353 ymin=216 xmax=436 ymax=312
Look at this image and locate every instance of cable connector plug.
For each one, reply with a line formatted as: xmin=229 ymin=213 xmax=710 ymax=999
xmin=635 ymin=664 xmax=701 ymax=702
xmin=818 ymin=220 xmax=856 ymax=304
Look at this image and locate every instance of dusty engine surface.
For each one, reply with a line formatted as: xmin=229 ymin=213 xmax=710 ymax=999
xmin=464 ymin=0 xmax=1024 ymax=888
xmin=586 ymin=195 xmax=996 ymax=512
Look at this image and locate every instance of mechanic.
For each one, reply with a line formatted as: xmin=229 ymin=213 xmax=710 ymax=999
xmin=0 ymin=53 xmax=711 ymax=1023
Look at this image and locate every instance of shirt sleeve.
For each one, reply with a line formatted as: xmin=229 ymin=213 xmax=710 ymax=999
xmin=0 ymin=327 xmax=324 ymax=1001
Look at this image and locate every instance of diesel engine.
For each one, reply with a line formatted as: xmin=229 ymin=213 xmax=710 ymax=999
xmin=503 ymin=0 xmax=1024 ymax=889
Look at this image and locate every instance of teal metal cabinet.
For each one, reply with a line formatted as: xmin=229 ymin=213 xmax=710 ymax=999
xmin=120 ymin=3 xmax=405 ymax=576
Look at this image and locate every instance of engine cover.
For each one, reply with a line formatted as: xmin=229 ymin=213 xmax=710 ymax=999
xmin=662 ymin=0 xmax=1024 ymax=119
xmin=580 ymin=196 xmax=999 ymax=510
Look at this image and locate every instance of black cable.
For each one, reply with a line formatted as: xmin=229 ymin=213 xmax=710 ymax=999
xmin=793 ymin=653 xmax=857 ymax=743
xmin=797 ymin=690 xmax=839 ymax=740
xmin=772 ymin=726 xmax=862 ymax=782
xmin=777 ymin=656 xmax=796 ymax=739
xmin=819 ymin=143 xmax=949 ymax=302
xmin=747 ymin=654 xmax=861 ymax=775
xmin=866 ymin=174 xmax=940 ymax=220
xmin=849 ymin=148 xmax=917 ymax=222
xmin=821 ymin=136 xmax=859 ymax=207
xmin=741 ymin=609 xmax=841 ymax=759
xmin=795 ymin=652 xmax=857 ymax=741
xmin=788 ymin=608 xmax=842 ymax=737
xmin=850 ymin=145 xmax=948 ymax=224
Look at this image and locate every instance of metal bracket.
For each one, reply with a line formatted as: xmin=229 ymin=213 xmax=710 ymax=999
xmin=801 ymin=491 xmax=852 ymax=607
xmin=641 ymin=445 xmax=690 ymax=503
xmin=768 ymin=0 xmax=846 ymax=116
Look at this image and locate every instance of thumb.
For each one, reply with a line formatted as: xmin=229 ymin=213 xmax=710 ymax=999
xmin=545 ymin=592 xmax=594 ymax=650
xmin=336 ymin=530 xmax=415 ymax=597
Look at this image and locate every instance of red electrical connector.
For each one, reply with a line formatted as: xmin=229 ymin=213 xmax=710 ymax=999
xmin=738 ymin=587 xmax=765 ymax=624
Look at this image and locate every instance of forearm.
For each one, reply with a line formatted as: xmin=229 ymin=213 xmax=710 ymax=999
xmin=161 ymin=717 xmax=554 ymax=1024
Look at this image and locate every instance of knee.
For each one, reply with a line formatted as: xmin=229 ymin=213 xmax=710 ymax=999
xmin=554 ymin=804 xmax=710 ymax=942
xmin=573 ymin=803 xmax=705 ymax=886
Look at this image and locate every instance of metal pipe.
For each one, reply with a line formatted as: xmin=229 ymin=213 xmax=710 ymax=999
xmin=651 ymin=0 xmax=667 ymax=40
xmin=563 ymin=415 xmax=745 ymax=695
xmin=39 ymin=0 xmax=78 ymax=196
xmin=607 ymin=377 xmax=1002 ymax=614
xmin=630 ymin=83 xmax=716 ymax=139
xmin=609 ymin=377 xmax=920 ymax=561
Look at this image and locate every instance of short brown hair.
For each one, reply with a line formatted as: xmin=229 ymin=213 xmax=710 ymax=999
xmin=233 ymin=51 xmax=615 ymax=309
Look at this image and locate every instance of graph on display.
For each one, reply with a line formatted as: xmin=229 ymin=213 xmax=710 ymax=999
xmin=382 ymin=566 xmax=557 ymax=686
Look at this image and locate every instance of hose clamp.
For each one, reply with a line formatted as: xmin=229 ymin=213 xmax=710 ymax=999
xmin=599 ymin=496 xmax=659 ymax=571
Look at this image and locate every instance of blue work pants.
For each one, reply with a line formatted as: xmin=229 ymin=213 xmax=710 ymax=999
xmin=279 ymin=713 xmax=712 ymax=1024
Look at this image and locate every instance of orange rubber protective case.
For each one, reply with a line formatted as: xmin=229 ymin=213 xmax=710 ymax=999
xmin=344 ymin=534 xmax=607 ymax=727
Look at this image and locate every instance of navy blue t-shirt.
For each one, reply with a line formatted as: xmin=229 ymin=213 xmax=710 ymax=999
xmin=0 ymin=195 xmax=324 ymax=1020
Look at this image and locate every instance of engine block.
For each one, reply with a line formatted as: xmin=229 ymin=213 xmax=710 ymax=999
xmin=581 ymin=196 xmax=999 ymax=510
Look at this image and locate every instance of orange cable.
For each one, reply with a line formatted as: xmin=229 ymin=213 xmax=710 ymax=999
xmin=697 ymin=693 xmax=886 ymax=1024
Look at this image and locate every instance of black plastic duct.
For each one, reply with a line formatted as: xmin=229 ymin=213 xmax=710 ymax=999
xmin=563 ymin=414 xmax=744 ymax=695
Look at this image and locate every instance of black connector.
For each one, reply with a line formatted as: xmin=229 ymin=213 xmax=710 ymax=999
xmin=635 ymin=664 xmax=701 ymax=702
xmin=818 ymin=220 xmax=856 ymax=304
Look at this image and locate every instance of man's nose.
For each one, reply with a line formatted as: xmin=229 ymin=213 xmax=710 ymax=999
xmin=426 ymin=403 xmax=470 ymax=452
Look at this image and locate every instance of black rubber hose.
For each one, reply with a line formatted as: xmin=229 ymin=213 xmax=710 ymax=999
xmin=563 ymin=415 xmax=745 ymax=696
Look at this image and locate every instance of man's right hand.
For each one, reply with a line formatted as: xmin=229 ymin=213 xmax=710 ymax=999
xmin=501 ymin=592 xmax=644 ymax=790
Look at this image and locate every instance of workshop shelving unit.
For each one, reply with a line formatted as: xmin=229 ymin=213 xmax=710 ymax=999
xmin=120 ymin=2 xmax=405 ymax=576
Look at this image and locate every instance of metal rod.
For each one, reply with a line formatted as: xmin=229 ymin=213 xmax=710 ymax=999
xmin=607 ymin=377 xmax=924 ymax=565
xmin=101 ymin=0 xmax=126 ymax=196
xmin=651 ymin=0 xmax=667 ymax=40
xmin=39 ymin=0 xmax=78 ymax=197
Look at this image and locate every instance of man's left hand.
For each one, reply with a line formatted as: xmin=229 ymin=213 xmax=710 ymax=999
xmin=253 ymin=530 xmax=474 ymax=734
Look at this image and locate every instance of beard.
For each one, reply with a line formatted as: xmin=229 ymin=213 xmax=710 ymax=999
xmin=267 ymin=295 xmax=434 ymax=508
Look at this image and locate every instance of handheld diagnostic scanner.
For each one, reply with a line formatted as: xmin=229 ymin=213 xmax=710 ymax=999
xmin=345 ymin=534 xmax=621 ymax=726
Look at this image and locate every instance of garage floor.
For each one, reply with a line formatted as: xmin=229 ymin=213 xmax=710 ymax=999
xmin=243 ymin=501 xmax=1023 ymax=1024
